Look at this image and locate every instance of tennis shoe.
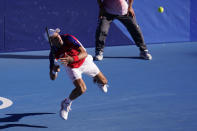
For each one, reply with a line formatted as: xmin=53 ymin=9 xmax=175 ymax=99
xmin=60 ymin=98 xmax=72 ymax=120
xmin=94 ymin=51 xmax=103 ymax=61
xmin=98 ymin=84 xmax=108 ymax=93
xmin=140 ymin=50 xmax=152 ymax=60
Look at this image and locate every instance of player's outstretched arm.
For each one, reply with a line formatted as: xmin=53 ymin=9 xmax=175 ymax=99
xmin=53 ymin=65 xmax=60 ymax=72
xmin=49 ymin=68 xmax=58 ymax=80
xmin=48 ymin=46 xmax=60 ymax=80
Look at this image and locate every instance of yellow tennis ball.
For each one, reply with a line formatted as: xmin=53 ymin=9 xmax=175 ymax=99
xmin=158 ymin=6 xmax=164 ymax=13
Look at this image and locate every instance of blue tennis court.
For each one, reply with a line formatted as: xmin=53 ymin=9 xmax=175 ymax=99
xmin=1 ymin=42 xmax=197 ymax=131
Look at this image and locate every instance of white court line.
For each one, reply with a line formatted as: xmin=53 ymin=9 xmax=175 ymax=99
xmin=0 ymin=97 xmax=13 ymax=109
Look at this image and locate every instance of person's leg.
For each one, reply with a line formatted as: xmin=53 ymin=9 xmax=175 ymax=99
xmin=117 ymin=15 xmax=152 ymax=60
xmin=93 ymin=72 xmax=108 ymax=93
xmin=60 ymin=66 xmax=86 ymax=120
xmin=93 ymin=72 xmax=107 ymax=85
xmin=69 ymin=79 xmax=87 ymax=100
xmin=60 ymin=78 xmax=87 ymax=120
xmin=81 ymin=55 xmax=109 ymax=92
xmin=95 ymin=13 xmax=114 ymax=60
xmin=118 ymin=15 xmax=147 ymax=51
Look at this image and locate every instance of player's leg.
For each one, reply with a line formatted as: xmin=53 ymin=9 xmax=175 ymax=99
xmin=93 ymin=71 xmax=107 ymax=85
xmin=60 ymin=79 xmax=86 ymax=120
xmin=93 ymin=72 xmax=108 ymax=93
xmin=118 ymin=15 xmax=152 ymax=60
xmin=60 ymin=67 xmax=85 ymax=120
xmin=82 ymin=55 xmax=109 ymax=93
xmin=95 ymin=13 xmax=114 ymax=61
xmin=70 ymin=79 xmax=87 ymax=100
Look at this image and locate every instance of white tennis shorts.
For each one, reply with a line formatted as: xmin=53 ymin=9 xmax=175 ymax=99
xmin=65 ymin=55 xmax=100 ymax=81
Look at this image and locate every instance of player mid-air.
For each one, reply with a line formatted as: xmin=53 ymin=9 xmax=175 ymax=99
xmin=46 ymin=28 xmax=109 ymax=120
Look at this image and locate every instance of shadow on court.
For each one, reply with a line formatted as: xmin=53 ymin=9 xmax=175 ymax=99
xmin=0 ymin=124 xmax=47 ymax=130
xmin=104 ymin=56 xmax=143 ymax=59
xmin=0 ymin=113 xmax=55 ymax=130
xmin=0 ymin=54 xmax=48 ymax=59
xmin=93 ymin=56 xmax=143 ymax=60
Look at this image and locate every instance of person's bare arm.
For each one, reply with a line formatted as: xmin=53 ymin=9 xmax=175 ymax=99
xmin=128 ymin=0 xmax=135 ymax=17
xmin=49 ymin=47 xmax=60 ymax=80
xmin=59 ymin=47 xmax=88 ymax=65
xmin=76 ymin=46 xmax=88 ymax=61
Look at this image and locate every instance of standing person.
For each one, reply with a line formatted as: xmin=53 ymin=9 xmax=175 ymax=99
xmin=47 ymin=28 xmax=108 ymax=120
xmin=95 ymin=0 xmax=152 ymax=61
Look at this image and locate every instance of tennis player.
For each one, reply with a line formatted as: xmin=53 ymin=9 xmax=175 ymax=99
xmin=47 ymin=28 xmax=108 ymax=120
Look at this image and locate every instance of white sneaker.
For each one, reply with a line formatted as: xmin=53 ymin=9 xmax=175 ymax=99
xmin=140 ymin=50 xmax=152 ymax=60
xmin=60 ymin=99 xmax=72 ymax=120
xmin=98 ymin=84 xmax=108 ymax=93
xmin=94 ymin=51 xmax=103 ymax=61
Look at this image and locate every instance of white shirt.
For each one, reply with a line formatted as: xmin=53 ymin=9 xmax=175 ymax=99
xmin=103 ymin=0 xmax=129 ymax=15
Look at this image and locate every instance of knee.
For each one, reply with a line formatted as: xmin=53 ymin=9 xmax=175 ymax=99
xmin=74 ymin=79 xmax=87 ymax=95
xmin=77 ymin=85 xmax=87 ymax=95
xmin=81 ymin=86 xmax=87 ymax=94
xmin=96 ymin=30 xmax=108 ymax=40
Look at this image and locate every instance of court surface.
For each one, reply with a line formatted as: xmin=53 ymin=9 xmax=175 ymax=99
xmin=0 ymin=42 xmax=197 ymax=131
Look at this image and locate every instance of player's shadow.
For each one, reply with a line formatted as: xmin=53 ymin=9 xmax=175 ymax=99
xmin=0 ymin=124 xmax=47 ymax=130
xmin=93 ymin=56 xmax=144 ymax=61
xmin=0 ymin=54 xmax=48 ymax=59
xmin=104 ymin=56 xmax=143 ymax=59
xmin=0 ymin=113 xmax=55 ymax=130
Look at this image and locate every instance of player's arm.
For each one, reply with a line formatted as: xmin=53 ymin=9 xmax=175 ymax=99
xmin=76 ymin=46 xmax=88 ymax=60
xmin=59 ymin=46 xmax=87 ymax=65
xmin=128 ymin=0 xmax=135 ymax=17
xmin=59 ymin=35 xmax=87 ymax=65
xmin=49 ymin=47 xmax=60 ymax=80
